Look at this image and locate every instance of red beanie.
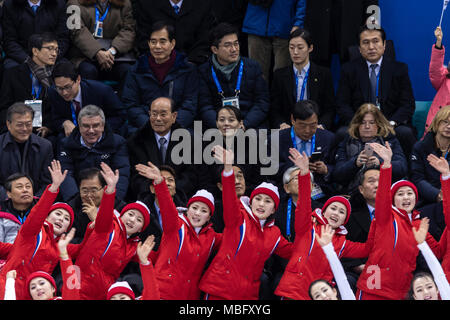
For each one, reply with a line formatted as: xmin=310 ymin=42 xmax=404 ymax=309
xmin=49 ymin=202 xmax=75 ymax=230
xmin=187 ymin=190 xmax=215 ymax=216
xmin=26 ymin=271 xmax=56 ymax=298
xmin=120 ymin=201 xmax=151 ymax=231
xmin=107 ymin=281 xmax=135 ymax=300
xmin=321 ymin=196 xmax=352 ymax=225
xmin=391 ymin=180 xmax=418 ymax=202
xmin=250 ymin=182 xmax=280 ymax=210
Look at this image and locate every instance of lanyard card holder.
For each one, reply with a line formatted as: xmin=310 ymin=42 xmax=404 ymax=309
xmin=222 ymin=96 xmax=240 ymax=109
xmin=94 ymin=21 xmax=104 ymax=38
xmin=24 ymin=100 xmax=43 ymax=127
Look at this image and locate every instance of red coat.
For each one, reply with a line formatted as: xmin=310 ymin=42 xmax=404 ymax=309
xmin=275 ymin=172 xmax=371 ymax=300
xmin=0 ymin=185 xmax=61 ymax=300
xmin=153 ymin=180 xmax=221 ymax=300
xmin=356 ymin=166 xmax=445 ymax=300
xmin=140 ymin=262 xmax=160 ymax=300
xmin=199 ymin=171 xmax=293 ymax=300
xmin=440 ymin=175 xmax=450 ymax=282
xmin=74 ymin=189 xmax=140 ymax=300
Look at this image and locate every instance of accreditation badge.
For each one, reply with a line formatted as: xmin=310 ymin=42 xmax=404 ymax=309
xmin=24 ymin=99 xmax=43 ymax=127
xmin=222 ymin=96 xmax=240 ymax=109
xmin=94 ymin=21 xmax=104 ymax=38
xmin=311 ymin=181 xmax=325 ymax=200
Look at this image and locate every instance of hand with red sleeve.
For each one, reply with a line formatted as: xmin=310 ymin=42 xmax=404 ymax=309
xmin=137 ymin=235 xmax=160 ymax=300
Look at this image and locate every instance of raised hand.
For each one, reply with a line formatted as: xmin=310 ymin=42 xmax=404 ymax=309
xmin=315 ymin=224 xmax=335 ymax=247
xmin=212 ymin=145 xmax=234 ymax=172
xmin=369 ymin=141 xmax=392 ymax=168
xmin=137 ymin=235 xmax=156 ymax=265
xmin=435 ymin=26 xmax=443 ymax=47
xmin=412 ymin=218 xmax=430 ymax=244
xmin=136 ymin=162 xmax=163 ymax=184
xmin=48 ymin=160 xmax=68 ymax=192
xmin=100 ymin=162 xmax=119 ymax=193
xmin=58 ymin=227 xmax=76 ymax=258
xmin=288 ymin=148 xmax=309 ymax=174
xmin=6 ymin=270 xmax=16 ymax=280
xmin=427 ymin=154 xmax=450 ymax=176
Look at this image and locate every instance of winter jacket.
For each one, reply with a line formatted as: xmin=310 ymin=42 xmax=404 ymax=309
xmin=2 ymin=0 xmax=69 ymax=64
xmin=0 ymin=197 xmax=39 ymax=243
xmin=73 ymin=189 xmax=141 ymax=300
xmin=58 ymin=125 xmax=130 ymax=201
xmin=153 ymin=179 xmax=222 ymax=300
xmin=199 ymin=170 xmax=293 ymax=300
xmin=198 ymin=56 xmax=270 ymax=129
xmin=356 ymin=166 xmax=444 ymax=300
xmin=440 ymin=175 xmax=450 ymax=282
xmin=242 ymin=0 xmax=306 ymax=39
xmin=274 ymin=172 xmax=371 ymax=300
xmin=122 ymin=51 xmax=199 ymax=133
xmin=425 ymin=45 xmax=450 ymax=134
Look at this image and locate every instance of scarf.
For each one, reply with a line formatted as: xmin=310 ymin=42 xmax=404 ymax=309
xmin=211 ymin=54 xmax=240 ymax=81
xmin=148 ymin=50 xmax=176 ymax=85
xmin=25 ymin=56 xmax=54 ymax=89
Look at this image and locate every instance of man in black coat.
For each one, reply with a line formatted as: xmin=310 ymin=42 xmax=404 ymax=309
xmin=134 ymin=0 xmax=214 ymax=65
xmin=336 ymin=26 xmax=416 ymax=157
xmin=2 ymin=0 xmax=69 ymax=68
xmin=270 ymin=28 xmax=336 ymax=131
xmin=277 ymin=100 xmax=337 ymax=201
xmin=127 ymin=96 xmax=197 ymax=200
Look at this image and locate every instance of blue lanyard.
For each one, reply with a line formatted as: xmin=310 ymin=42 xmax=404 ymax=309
xmin=286 ymin=198 xmax=292 ymax=239
xmin=375 ymin=71 xmax=380 ymax=103
xmin=211 ymin=60 xmax=244 ymax=97
xmin=290 ymin=127 xmax=315 ymax=156
xmin=17 ymin=210 xmax=30 ymax=224
xmin=295 ymin=68 xmax=309 ymax=102
xmin=30 ymin=74 xmax=42 ymax=99
xmin=70 ymin=102 xmax=78 ymax=126
xmin=95 ymin=5 xmax=110 ymax=23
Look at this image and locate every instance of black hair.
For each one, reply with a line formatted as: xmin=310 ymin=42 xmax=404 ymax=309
xmin=291 ymin=100 xmax=319 ymax=121
xmin=52 ymin=61 xmax=79 ymax=81
xmin=359 ymin=25 xmax=386 ymax=43
xmin=150 ymin=96 xmax=176 ymax=113
xmin=6 ymin=102 xmax=34 ymax=123
xmin=215 ymin=105 xmax=243 ymax=122
xmin=289 ymin=28 xmax=313 ymax=47
xmin=5 ymin=173 xmax=34 ymax=192
xmin=407 ymin=272 xmax=437 ymax=300
xmin=150 ymin=20 xmax=176 ymax=42
xmin=159 ymin=164 xmax=177 ymax=179
xmin=77 ymin=168 xmax=106 ymax=187
xmin=308 ymin=279 xmax=340 ymax=300
xmin=28 ymin=32 xmax=58 ymax=55
xmin=209 ymin=22 xmax=239 ymax=48
xmin=358 ymin=164 xmax=380 ymax=186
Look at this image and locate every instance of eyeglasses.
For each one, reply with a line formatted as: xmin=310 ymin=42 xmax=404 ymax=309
xmin=55 ymin=81 xmax=75 ymax=93
xmin=13 ymin=121 xmax=33 ymax=129
xmin=42 ymin=46 xmax=59 ymax=53
xmin=220 ymin=41 xmax=240 ymax=49
xmin=80 ymin=187 xmax=103 ymax=195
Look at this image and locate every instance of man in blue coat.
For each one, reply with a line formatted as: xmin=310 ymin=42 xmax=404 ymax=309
xmin=242 ymin=0 xmax=306 ymax=81
xmin=58 ymin=105 xmax=130 ymax=202
xmin=121 ymin=21 xmax=198 ymax=134
xmin=198 ymin=22 xmax=270 ymax=130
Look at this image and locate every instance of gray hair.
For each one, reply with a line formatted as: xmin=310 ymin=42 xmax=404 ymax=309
xmin=283 ymin=166 xmax=300 ymax=185
xmin=6 ymin=102 xmax=34 ymax=123
xmin=78 ymin=104 xmax=105 ymax=125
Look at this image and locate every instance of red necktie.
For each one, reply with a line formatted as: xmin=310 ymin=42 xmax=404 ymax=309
xmin=73 ymin=100 xmax=81 ymax=115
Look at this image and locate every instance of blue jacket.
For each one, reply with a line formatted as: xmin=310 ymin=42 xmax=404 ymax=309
xmin=121 ymin=51 xmax=199 ymax=134
xmin=198 ymin=56 xmax=270 ymax=129
xmin=58 ymin=125 xmax=130 ymax=201
xmin=242 ymin=0 xmax=306 ymax=39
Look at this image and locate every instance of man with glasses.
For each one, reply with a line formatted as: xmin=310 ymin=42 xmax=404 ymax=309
xmin=0 ymin=103 xmax=53 ymax=201
xmin=0 ymin=33 xmax=59 ymax=136
xmin=44 ymin=61 xmax=127 ymax=142
xmin=58 ymin=104 xmax=130 ymax=202
xmin=198 ymin=22 xmax=270 ymax=130
xmin=276 ymin=99 xmax=337 ymax=201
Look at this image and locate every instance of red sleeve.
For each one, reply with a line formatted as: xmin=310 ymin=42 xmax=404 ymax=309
xmin=374 ymin=166 xmax=393 ymax=227
xmin=274 ymin=235 xmax=293 ymax=259
xmin=428 ymin=229 xmax=447 ymax=260
xmin=20 ymin=185 xmax=58 ymax=238
xmin=213 ymin=233 xmax=223 ymax=251
xmin=222 ymin=171 xmax=244 ymax=228
xmin=94 ymin=188 xmax=116 ymax=234
xmin=441 ymin=175 xmax=450 ymax=228
xmin=0 ymin=242 xmax=12 ymax=259
xmin=60 ymin=257 xmax=80 ymax=300
xmin=295 ymin=172 xmax=312 ymax=236
xmin=140 ymin=262 xmax=160 ymax=300
xmin=154 ymin=179 xmax=181 ymax=234
xmin=340 ymin=239 xmax=370 ymax=259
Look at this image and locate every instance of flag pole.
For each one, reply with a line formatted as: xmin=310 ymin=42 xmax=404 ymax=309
xmin=440 ymin=0 xmax=449 ymax=28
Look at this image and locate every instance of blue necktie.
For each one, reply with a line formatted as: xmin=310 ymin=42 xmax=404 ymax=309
xmin=300 ymin=140 xmax=307 ymax=155
xmin=173 ymin=4 xmax=180 ymax=14
xmin=31 ymin=5 xmax=38 ymax=13
xmin=159 ymin=137 xmax=167 ymax=163
xmin=369 ymin=64 xmax=378 ymax=104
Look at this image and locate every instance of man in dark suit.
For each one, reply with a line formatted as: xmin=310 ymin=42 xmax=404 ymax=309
xmin=270 ymin=28 xmax=336 ymax=131
xmin=277 ymin=100 xmax=337 ymax=201
xmin=44 ymin=61 xmax=126 ymax=140
xmin=127 ymin=96 xmax=197 ymax=200
xmin=134 ymin=0 xmax=214 ymax=65
xmin=341 ymin=166 xmax=379 ymax=291
xmin=336 ymin=26 xmax=416 ymax=157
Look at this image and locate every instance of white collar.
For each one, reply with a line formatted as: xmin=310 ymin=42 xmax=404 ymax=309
xmin=366 ymin=56 xmax=383 ymax=70
xmin=28 ymin=0 xmax=41 ymax=7
xmin=293 ymin=61 xmax=310 ymax=77
xmin=73 ymin=86 xmax=82 ymax=106
xmin=367 ymin=203 xmax=375 ymax=213
xmin=154 ymin=131 xmax=171 ymax=143
xmin=170 ymin=0 xmax=183 ymax=8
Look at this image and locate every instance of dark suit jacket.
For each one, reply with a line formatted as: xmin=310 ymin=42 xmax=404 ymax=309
xmin=336 ymin=56 xmax=415 ymax=126
xmin=44 ymin=79 xmax=126 ymax=136
xmin=270 ymin=62 xmax=336 ymax=130
xmin=277 ymin=127 xmax=338 ymax=197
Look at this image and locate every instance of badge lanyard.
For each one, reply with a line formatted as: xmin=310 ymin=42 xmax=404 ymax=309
xmin=17 ymin=209 xmax=31 ymax=224
xmin=290 ymin=127 xmax=315 ymax=156
xmin=95 ymin=5 xmax=110 ymax=24
xmin=295 ymin=68 xmax=309 ymax=102
xmin=30 ymin=73 xmax=42 ymax=100
xmin=211 ymin=60 xmax=244 ymax=98
xmin=286 ymin=198 xmax=293 ymax=240
xmin=93 ymin=5 xmax=110 ymax=38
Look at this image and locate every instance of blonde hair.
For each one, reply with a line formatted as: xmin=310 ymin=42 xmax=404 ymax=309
xmin=348 ymin=103 xmax=395 ymax=139
xmin=429 ymin=105 xmax=450 ymax=133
